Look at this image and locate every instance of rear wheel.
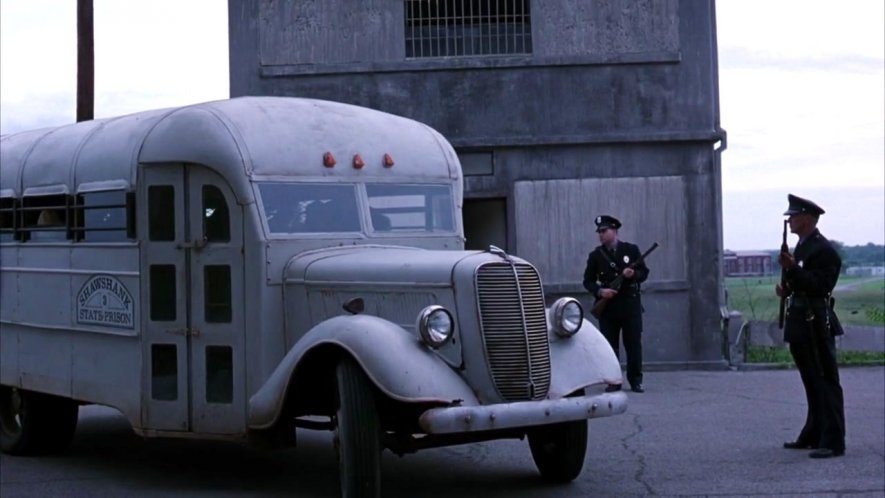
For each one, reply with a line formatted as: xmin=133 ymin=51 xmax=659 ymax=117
xmin=0 ymin=386 xmax=79 ymax=455
xmin=527 ymin=420 xmax=588 ymax=482
xmin=334 ymin=358 xmax=381 ymax=498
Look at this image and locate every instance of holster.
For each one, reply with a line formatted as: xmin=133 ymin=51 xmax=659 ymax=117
xmin=828 ymin=297 xmax=845 ymax=337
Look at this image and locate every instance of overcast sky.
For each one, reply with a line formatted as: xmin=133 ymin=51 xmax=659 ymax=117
xmin=1 ymin=0 xmax=883 ymax=251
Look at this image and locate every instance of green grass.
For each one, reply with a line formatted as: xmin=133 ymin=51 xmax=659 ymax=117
xmin=747 ymin=346 xmax=885 ymax=365
xmin=726 ymin=275 xmax=885 ymax=326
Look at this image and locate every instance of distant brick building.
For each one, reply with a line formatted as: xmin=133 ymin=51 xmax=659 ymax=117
xmin=723 ymin=251 xmax=773 ymax=277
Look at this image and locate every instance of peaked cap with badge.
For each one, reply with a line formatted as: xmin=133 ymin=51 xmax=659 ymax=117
xmin=594 ymin=215 xmax=622 ymax=232
xmin=784 ymin=194 xmax=825 ymax=217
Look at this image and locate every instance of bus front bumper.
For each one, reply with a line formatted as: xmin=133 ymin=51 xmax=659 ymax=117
xmin=418 ymin=391 xmax=628 ymax=434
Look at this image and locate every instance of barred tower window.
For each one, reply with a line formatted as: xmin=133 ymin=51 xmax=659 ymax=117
xmin=405 ymin=0 xmax=532 ymax=58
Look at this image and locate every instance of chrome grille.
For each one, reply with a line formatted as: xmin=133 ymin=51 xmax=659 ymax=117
xmin=476 ymin=262 xmax=551 ymax=401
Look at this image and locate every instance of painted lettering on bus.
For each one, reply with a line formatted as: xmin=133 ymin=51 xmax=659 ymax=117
xmin=76 ymin=275 xmax=135 ymax=329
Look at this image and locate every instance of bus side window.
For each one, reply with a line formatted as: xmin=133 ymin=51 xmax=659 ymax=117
xmin=151 ymin=344 xmax=178 ymax=401
xmin=1 ymin=198 xmax=18 ymax=242
xmin=149 ymin=186 xmax=175 ymax=241
xmin=22 ymin=194 xmax=69 ymax=242
xmin=202 ymin=186 xmax=230 ymax=242
xmin=73 ymin=190 xmax=131 ymax=242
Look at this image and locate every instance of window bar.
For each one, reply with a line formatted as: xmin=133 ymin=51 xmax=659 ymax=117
xmin=495 ymin=0 xmax=500 ymax=55
xmin=417 ymin=0 xmax=423 ymax=58
xmin=407 ymin=1 xmax=413 ymax=58
xmin=523 ymin=0 xmax=529 ymax=53
xmin=480 ymin=0 xmax=485 ymax=55
xmin=502 ymin=0 xmax=508 ymax=54
xmin=486 ymin=0 xmax=492 ymax=55
xmin=452 ymin=0 xmax=458 ymax=56
xmin=467 ymin=0 xmax=474 ymax=55
xmin=433 ymin=0 xmax=440 ymax=58
xmin=424 ymin=0 xmax=430 ymax=57
xmin=66 ymin=195 xmax=73 ymax=240
xmin=443 ymin=0 xmax=448 ymax=57
xmin=461 ymin=0 xmax=470 ymax=55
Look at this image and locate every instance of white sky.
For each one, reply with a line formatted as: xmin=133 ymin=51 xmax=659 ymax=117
xmin=1 ymin=0 xmax=883 ymax=250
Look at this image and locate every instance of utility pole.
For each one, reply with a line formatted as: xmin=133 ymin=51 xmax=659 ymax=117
xmin=76 ymin=0 xmax=94 ymax=122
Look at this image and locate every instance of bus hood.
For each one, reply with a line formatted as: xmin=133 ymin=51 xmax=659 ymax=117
xmin=283 ymin=245 xmax=515 ymax=286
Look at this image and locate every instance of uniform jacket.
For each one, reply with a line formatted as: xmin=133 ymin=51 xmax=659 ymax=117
xmin=583 ymin=241 xmax=649 ymax=304
xmin=783 ymin=228 xmax=843 ymax=343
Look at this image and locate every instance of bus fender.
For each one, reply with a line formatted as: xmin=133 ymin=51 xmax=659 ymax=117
xmin=548 ymin=318 xmax=624 ymax=397
xmin=248 ymin=314 xmax=478 ymax=429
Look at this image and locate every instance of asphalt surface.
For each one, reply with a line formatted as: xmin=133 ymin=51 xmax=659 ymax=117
xmin=1 ymin=366 xmax=883 ymax=497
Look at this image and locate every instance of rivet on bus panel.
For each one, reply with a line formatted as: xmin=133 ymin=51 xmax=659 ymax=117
xmin=323 ymin=152 xmax=336 ymax=167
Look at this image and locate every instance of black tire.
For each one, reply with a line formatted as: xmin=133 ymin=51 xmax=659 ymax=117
xmin=335 ymin=358 xmax=381 ymax=498
xmin=527 ymin=420 xmax=588 ymax=483
xmin=0 ymin=386 xmax=79 ymax=456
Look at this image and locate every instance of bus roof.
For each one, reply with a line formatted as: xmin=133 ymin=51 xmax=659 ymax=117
xmin=0 ymin=97 xmax=462 ymax=204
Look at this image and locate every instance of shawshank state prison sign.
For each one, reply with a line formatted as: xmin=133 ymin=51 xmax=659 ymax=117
xmin=76 ymin=275 xmax=135 ymax=328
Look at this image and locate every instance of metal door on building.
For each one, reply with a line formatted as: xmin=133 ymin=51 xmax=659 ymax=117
xmin=141 ymin=164 xmax=245 ymax=434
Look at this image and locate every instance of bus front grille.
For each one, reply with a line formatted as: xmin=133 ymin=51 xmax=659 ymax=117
xmin=475 ymin=262 xmax=551 ymax=401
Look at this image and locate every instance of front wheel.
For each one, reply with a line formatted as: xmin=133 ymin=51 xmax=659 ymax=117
xmin=334 ymin=358 xmax=382 ymax=498
xmin=527 ymin=420 xmax=588 ymax=483
xmin=0 ymin=386 xmax=79 ymax=455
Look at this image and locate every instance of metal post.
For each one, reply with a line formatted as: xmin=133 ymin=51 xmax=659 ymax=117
xmin=77 ymin=0 xmax=94 ymax=122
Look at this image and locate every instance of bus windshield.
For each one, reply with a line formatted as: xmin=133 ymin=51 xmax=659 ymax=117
xmin=258 ymin=183 xmax=360 ymax=234
xmin=257 ymin=183 xmax=456 ymax=235
xmin=366 ymin=184 xmax=454 ymax=233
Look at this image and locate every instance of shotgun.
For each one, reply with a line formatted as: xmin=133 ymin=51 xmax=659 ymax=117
xmin=778 ymin=219 xmax=789 ymax=329
xmin=590 ymin=242 xmax=659 ymax=320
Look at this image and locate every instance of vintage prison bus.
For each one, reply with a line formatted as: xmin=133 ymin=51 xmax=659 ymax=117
xmin=0 ymin=97 xmax=627 ymax=495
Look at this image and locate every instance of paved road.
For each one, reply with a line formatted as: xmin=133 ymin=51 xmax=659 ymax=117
xmin=2 ymin=367 xmax=883 ymax=497
xmin=835 ymin=276 xmax=884 ymax=292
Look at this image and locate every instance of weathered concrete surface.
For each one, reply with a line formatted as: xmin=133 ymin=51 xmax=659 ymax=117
xmin=2 ymin=367 xmax=883 ymax=497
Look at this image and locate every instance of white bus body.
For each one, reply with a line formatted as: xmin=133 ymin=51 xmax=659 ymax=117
xmin=1 ymin=97 xmax=626 ymax=496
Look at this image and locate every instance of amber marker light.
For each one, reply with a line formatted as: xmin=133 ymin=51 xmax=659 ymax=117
xmin=323 ymin=152 xmax=336 ymax=167
xmin=383 ymin=153 xmax=395 ymax=168
xmin=353 ymin=154 xmax=365 ymax=169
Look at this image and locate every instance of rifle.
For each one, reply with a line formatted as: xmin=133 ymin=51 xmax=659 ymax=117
xmin=778 ymin=220 xmax=789 ymax=329
xmin=590 ymin=242 xmax=659 ymax=320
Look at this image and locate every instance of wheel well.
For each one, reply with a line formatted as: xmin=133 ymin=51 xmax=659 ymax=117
xmin=272 ymin=345 xmax=441 ymax=435
xmin=287 ymin=344 xmax=345 ymax=418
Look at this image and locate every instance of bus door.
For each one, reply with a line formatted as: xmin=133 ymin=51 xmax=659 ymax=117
xmin=141 ymin=164 xmax=245 ymax=434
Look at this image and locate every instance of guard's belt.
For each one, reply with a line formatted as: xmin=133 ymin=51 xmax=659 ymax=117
xmin=788 ymin=295 xmax=829 ymax=309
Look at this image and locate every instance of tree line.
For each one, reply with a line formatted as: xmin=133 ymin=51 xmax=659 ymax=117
xmin=769 ymin=243 xmax=884 ymax=272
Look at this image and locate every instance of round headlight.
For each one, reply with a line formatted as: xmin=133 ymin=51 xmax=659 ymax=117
xmin=416 ymin=305 xmax=454 ymax=348
xmin=552 ymin=297 xmax=583 ymax=337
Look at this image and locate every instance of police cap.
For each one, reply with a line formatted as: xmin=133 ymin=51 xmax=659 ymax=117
xmin=594 ymin=215 xmax=622 ymax=232
xmin=784 ymin=194 xmax=825 ymax=216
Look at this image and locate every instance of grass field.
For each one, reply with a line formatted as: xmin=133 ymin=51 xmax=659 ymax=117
xmin=725 ymin=275 xmax=885 ymax=326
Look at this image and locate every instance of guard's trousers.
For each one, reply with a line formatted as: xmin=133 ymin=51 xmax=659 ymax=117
xmin=598 ymin=296 xmax=643 ymax=387
xmin=787 ymin=316 xmax=845 ymax=452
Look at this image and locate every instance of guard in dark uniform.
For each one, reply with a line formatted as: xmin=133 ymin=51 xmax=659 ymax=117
xmin=583 ymin=215 xmax=649 ymax=393
xmin=776 ymin=194 xmax=846 ymax=459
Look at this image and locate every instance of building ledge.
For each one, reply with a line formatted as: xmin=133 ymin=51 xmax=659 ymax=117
xmin=259 ymin=51 xmax=681 ymax=78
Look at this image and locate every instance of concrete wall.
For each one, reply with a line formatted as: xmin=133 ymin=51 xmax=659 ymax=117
xmin=228 ymin=0 xmax=726 ymax=366
xmin=745 ymin=320 xmax=885 ymax=353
